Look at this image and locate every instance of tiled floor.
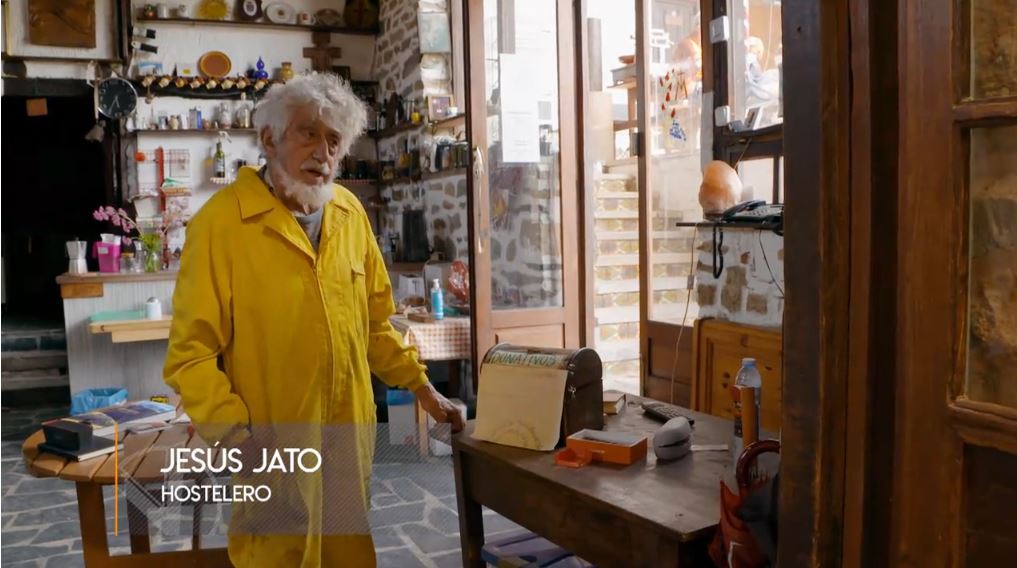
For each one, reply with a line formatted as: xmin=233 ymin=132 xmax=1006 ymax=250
xmin=2 ymin=405 xmax=523 ymax=568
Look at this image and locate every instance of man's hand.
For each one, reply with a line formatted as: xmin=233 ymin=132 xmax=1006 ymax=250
xmin=413 ymin=383 xmax=465 ymax=433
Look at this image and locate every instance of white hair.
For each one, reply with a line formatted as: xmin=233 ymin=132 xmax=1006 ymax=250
xmin=253 ymin=73 xmax=367 ymax=158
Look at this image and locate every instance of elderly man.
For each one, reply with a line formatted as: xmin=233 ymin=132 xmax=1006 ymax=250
xmin=164 ymin=74 xmax=464 ymax=567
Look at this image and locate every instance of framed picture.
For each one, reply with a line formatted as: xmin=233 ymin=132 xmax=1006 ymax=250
xmin=745 ymin=106 xmax=764 ymax=130
xmin=427 ymin=95 xmax=453 ymax=121
xmin=417 ymin=12 xmax=451 ymax=53
xmin=137 ymin=61 xmax=163 ymax=76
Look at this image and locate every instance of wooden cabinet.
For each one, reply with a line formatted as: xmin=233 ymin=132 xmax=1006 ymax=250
xmin=691 ymin=318 xmax=782 ymax=432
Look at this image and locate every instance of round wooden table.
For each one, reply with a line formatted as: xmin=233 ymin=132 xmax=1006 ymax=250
xmin=22 ymin=421 xmax=231 ymax=568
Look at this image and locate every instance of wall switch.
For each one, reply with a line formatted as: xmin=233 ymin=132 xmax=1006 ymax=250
xmin=710 ymin=16 xmax=730 ymax=44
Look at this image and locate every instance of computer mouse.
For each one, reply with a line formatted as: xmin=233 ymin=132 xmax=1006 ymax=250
xmin=653 ymin=416 xmax=693 ymax=461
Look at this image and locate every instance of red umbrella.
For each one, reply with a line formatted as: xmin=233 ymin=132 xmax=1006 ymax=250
xmin=709 ymin=439 xmax=781 ymax=567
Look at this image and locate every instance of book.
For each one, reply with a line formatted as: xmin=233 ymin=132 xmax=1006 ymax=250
xmin=39 ymin=437 xmax=122 ymax=461
xmin=603 ymin=391 xmax=626 ymax=415
xmin=45 ymin=400 xmax=177 ymax=439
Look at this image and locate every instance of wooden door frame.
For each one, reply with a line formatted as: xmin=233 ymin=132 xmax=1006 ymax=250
xmin=778 ymin=0 xmax=853 ymax=566
xmin=463 ymin=0 xmax=584 ymax=377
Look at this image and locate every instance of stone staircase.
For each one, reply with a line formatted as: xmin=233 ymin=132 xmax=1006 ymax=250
xmin=2 ymin=326 xmax=69 ymax=391
xmin=591 ymin=167 xmax=698 ymax=391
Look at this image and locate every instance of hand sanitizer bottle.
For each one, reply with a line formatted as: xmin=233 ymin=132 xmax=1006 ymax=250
xmin=430 ymin=279 xmax=445 ymax=320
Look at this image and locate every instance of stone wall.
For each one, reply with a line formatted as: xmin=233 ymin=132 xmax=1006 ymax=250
xmin=695 ymin=228 xmax=784 ymax=328
xmin=373 ymin=0 xmax=466 ymax=260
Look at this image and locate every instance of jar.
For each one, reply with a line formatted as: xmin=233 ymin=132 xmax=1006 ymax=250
xmin=279 ymin=62 xmax=295 ymax=83
xmin=120 ymin=252 xmax=135 ymax=273
xmin=168 ymin=114 xmax=180 ymax=130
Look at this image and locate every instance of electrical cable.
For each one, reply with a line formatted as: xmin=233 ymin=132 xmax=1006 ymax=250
xmin=758 ymin=229 xmax=784 ymax=298
xmin=667 ymin=227 xmax=698 ymax=404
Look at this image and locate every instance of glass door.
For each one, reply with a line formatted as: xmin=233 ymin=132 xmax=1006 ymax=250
xmin=636 ymin=0 xmax=705 ymax=403
xmin=465 ymin=0 xmax=582 ymax=368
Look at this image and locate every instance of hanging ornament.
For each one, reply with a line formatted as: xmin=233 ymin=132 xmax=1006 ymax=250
xmin=669 ymin=118 xmax=687 ymax=142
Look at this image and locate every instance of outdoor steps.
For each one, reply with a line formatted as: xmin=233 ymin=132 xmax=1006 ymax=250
xmin=1 ymin=328 xmax=69 ymax=391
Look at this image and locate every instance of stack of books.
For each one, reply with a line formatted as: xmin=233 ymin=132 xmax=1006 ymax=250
xmin=39 ymin=400 xmax=176 ymax=461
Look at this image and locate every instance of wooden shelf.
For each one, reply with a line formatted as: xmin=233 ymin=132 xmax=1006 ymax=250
xmin=136 ymin=17 xmax=379 ymax=36
xmin=89 ymin=316 xmax=172 ymax=343
xmin=130 ymin=79 xmax=272 ymax=100
xmin=421 ymin=167 xmax=468 ymax=181
xmin=675 ymin=220 xmax=783 ymax=232
xmin=430 ymin=113 xmax=466 ymax=129
xmin=132 ymin=128 xmax=256 ymax=134
xmin=369 ymin=121 xmax=426 ymax=139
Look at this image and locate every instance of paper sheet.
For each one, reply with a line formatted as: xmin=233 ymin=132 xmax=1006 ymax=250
xmin=473 ymin=363 xmax=568 ymax=451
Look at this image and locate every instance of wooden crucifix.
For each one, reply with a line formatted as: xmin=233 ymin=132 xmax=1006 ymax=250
xmin=303 ymin=32 xmax=342 ymax=72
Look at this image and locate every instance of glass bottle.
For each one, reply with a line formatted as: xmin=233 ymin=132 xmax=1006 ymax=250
xmin=214 ymin=140 xmax=227 ymax=178
xmin=235 ymin=93 xmax=252 ymax=129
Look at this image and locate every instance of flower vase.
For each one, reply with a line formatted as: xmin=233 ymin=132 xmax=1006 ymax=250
xmin=143 ymin=241 xmax=163 ymax=273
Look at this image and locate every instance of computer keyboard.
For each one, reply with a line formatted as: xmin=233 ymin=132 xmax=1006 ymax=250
xmin=641 ymin=400 xmax=695 ymax=425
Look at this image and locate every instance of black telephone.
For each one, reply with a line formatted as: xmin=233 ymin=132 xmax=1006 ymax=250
xmin=721 ymin=200 xmax=783 ymax=223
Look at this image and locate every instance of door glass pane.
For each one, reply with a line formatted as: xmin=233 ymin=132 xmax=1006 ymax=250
xmin=484 ymin=0 xmax=564 ymax=309
xmin=648 ymin=0 xmax=702 ymax=323
xmin=587 ymin=0 xmax=641 ymax=390
xmin=728 ymin=0 xmax=783 ymax=128
xmin=967 ymin=125 xmax=1017 ymax=408
xmin=969 ymin=0 xmax=1017 ymax=99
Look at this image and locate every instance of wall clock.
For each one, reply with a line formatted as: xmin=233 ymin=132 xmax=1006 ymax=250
xmin=97 ymin=77 xmax=138 ymax=119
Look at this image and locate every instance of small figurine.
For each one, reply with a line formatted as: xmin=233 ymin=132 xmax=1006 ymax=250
xmin=254 ymin=57 xmax=269 ymax=80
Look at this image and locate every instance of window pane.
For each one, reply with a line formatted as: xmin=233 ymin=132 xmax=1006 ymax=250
xmin=728 ymin=0 xmax=783 ymax=128
xmin=484 ymin=0 xmax=564 ymax=309
xmin=970 ymin=0 xmax=1017 ymax=99
xmin=737 ymin=157 xmax=780 ymax=203
xmin=966 ymin=125 xmax=1017 ymax=408
xmin=648 ymin=0 xmax=702 ymax=323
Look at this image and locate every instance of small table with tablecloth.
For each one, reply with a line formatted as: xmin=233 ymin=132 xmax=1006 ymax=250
xmin=389 ymin=315 xmax=472 ymax=397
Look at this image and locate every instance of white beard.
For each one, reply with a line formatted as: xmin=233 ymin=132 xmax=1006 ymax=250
xmin=269 ymin=164 xmax=334 ymax=210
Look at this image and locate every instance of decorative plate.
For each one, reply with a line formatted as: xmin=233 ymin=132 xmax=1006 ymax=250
xmin=198 ymin=51 xmax=232 ymax=78
xmin=315 ymin=8 xmax=343 ymax=27
xmin=197 ymin=0 xmax=229 ymax=20
xmin=264 ymin=2 xmax=296 ymax=24
xmin=236 ymin=0 xmax=263 ymax=21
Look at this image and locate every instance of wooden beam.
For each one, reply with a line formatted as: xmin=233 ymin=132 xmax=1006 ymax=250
xmin=60 ymin=282 xmax=104 ymax=299
xmin=779 ymin=0 xmax=853 ymax=566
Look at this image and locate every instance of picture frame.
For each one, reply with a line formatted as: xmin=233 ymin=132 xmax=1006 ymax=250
xmin=745 ymin=106 xmax=764 ymax=130
xmin=137 ymin=61 xmax=163 ymax=76
xmin=426 ymin=95 xmax=453 ymax=121
xmin=417 ymin=12 xmax=451 ymax=54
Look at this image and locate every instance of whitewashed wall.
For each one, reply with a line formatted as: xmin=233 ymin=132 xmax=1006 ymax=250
xmin=2 ymin=0 xmax=118 ymax=79
xmin=126 ymin=0 xmax=377 ymax=214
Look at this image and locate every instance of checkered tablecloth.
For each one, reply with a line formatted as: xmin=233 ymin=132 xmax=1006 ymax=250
xmin=389 ymin=315 xmax=471 ymax=361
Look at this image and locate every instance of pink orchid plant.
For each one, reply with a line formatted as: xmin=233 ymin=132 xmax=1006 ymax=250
xmin=91 ymin=203 xmax=186 ymax=251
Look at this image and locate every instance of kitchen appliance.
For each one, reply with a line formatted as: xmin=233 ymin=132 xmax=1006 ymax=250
xmin=66 ymin=240 xmax=88 ymax=274
xmin=93 ymin=235 xmax=121 ymax=273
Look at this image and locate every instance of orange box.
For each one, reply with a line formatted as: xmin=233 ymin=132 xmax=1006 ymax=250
xmin=565 ymin=429 xmax=648 ymax=465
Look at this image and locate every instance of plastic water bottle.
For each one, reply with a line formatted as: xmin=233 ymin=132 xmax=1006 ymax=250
xmin=732 ymin=358 xmax=762 ymax=464
xmin=430 ymin=279 xmax=445 ymax=320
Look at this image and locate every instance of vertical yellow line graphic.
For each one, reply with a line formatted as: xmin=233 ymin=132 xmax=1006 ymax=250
xmin=114 ymin=423 xmax=119 ymax=535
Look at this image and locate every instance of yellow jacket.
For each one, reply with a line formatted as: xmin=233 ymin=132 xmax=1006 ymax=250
xmin=164 ymin=166 xmax=428 ymax=567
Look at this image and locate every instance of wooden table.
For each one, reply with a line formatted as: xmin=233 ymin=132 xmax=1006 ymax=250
xmin=21 ymin=423 xmax=230 ymax=567
xmin=452 ymin=399 xmax=735 ymax=567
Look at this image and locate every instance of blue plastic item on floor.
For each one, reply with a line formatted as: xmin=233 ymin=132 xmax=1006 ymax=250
xmin=70 ymin=387 xmax=128 ymax=415
xmin=481 ymin=530 xmax=576 ymax=567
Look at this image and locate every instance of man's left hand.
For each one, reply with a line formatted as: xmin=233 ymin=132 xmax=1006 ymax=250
xmin=413 ymin=383 xmax=466 ymax=433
